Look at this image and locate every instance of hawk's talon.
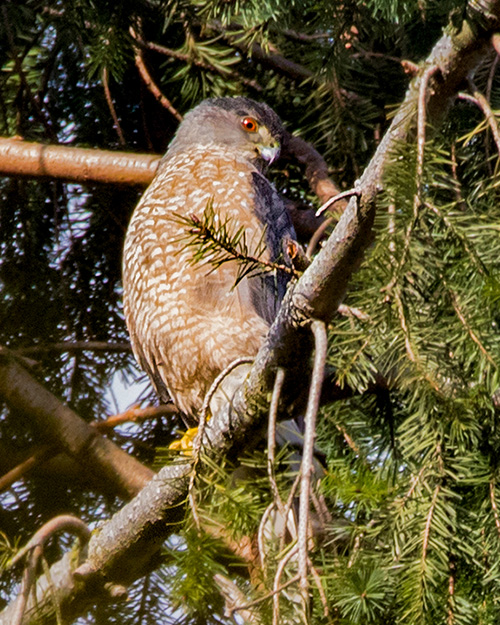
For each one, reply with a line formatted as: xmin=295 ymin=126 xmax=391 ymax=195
xmin=169 ymin=427 xmax=199 ymax=454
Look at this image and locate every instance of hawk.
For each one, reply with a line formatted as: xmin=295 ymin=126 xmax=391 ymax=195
xmin=123 ymin=97 xmax=295 ymax=423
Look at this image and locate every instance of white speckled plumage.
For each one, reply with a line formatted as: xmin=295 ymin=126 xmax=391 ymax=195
xmin=123 ymin=97 xmax=295 ymax=422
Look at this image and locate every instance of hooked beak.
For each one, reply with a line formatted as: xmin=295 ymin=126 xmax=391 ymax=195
xmin=258 ymin=144 xmax=280 ymax=164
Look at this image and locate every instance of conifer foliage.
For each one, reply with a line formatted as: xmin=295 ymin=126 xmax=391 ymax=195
xmin=2 ymin=1 xmax=500 ymax=624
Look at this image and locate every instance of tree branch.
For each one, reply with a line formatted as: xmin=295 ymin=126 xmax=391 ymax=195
xmin=0 ymin=351 xmax=154 ymax=500
xmin=1 ymin=5 xmax=499 ymax=623
xmin=0 ymin=138 xmax=159 ymax=184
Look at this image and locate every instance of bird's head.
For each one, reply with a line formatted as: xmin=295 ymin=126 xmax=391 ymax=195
xmin=166 ymin=96 xmax=285 ymax=169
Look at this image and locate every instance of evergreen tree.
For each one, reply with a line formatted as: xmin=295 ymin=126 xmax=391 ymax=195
xmin=1 ymin=1 xmax=500 ymax=624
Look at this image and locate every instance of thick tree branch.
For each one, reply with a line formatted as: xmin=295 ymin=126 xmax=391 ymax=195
xmin=0 ymin=352 xmax=154 ymax=499
xmin=0 ymin=138 xmax=159 ymax=184
xmin=1 ymin=5 xmax=499 ymax=623
xmin=0 ymin=136 xmax=335 ymax=242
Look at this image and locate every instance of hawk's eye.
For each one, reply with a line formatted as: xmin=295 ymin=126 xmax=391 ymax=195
xmin=241 ymin=117 xmax=258 ymax=132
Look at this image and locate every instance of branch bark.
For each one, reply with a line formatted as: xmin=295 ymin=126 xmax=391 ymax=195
xmin=1 ymin=4 xmax=499 ymax=623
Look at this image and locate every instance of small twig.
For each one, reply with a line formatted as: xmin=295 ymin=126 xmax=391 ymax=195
xmin=283 ymin=29 xmax=331 ymax=42
xmin=279 ymin=471 xmax=301 ymax=554
xmin=215 ymin=574 xmax=261 ymax=623
xmin=188 ymin=357 xmax=254 ymax=528
xmin=258 ymin=502 xmax=276 ymax=573
xmin=335 ymin=423 xmax=362 ymax=456
xmin=0 ymin=444 xmax=56 ymax=493
xmin=489 ymin=480 xmax=500 ymax=538
xmin=347 ymin=532 xmax=362 ymax=569
xmin=486 ymin=53 xmax=499 ymax=104
xmin=459 ymin=78 xmax=500 ymax=156
xmin=485 ymin=54 xmax=499 ymax=174
xmin=41 ymin=555 xmax=63 ymax=625
xmin=101 ymin=67 xmax=126 ymax=146
xmin=10 ymin=515 xmax=91 ymax=568
xmin=10 ymin=515 xmax=91 ymax=625
xmin=268 ymin=368 xmax=286 ymax=514
xmin=352 ymin=50 xmax=413 ymax=68
xmin=422 ymin=484 xmax=441 ymax=561
xmin=337 ymin=304 xmax=370 ymax=322
xmin=130 ymin=27 xmax=183 ymax=122
xmin=425 ymin=201 xmax=486 ymax=275
xmin=308 ymin=557 xmax=330 ymax=619
xmin=394 ymin=288 xmax=442 ymax=394
xmin=443 ymin=277 xmax=496 ymax=366
xmin=416 ymin=66 xmax=440 ymax=189
xmin=185 ymin=212 xmax=298 ymax=278
xmin=199 ymin=357 xmax=255 ymax=428
xmin=142 ymin=39 xmax=263 ymax=92
xmin=315 ymin=188 xmax=360 ymax=216
xmin=92 ymin=404 xmax=178 ymax=431
xmin=272 ymin=546 xmax=299 ymax=625
xmin=15 ymin=341 xmax=132 ymax=355
xmin=449 ymin=141 xmax=467 ymax=210
xmin=397 ymin=465 xmax=428 ymax=510
xmin=227 ymin=574 xmax=300 ymax=618
xmin=282 ymin=134 xmax=346 ymax=207
xmin=12 ymin=544 xmax=42 ymax=625
xmin=447 ymin=557 xmax=456 ymax=625
xmin=306 ymin=217 xmax=334 ymax=258
xmin=384 ymin=65 xmax=439 ymax=294
xmin=298 ymin=320 xmax=327 ymax=600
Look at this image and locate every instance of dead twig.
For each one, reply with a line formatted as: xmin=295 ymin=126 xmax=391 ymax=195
xmin=130 ymin=27 xmax=183 ymax=122
xmin=92 ymin=404 xmax=178 ymax=431
xmin=308 ymin=558 xmax=331 ymax=620
xmin=459 ymin=78 xmax=500 ymax=156
xmin=489 ymin=480 xmax=500 ymax=538
xmin=272 ymin=546 xmax=300 ymax=625
xmin=298 ymin=320 xmax=327 ymax=602
xmin=306 ymin=217 xmax=334 ymax=258
xmin=10 ymin=515 xmax=91 ymax=625
xmin=102 ymin=67 xmax=126 ymax=146
xmin=268 ymin=368 xmax=286 ymax=514
xmin=215 ymin=573 xmax=262 ymax=623
xmin=384 ymin=65 xmax=439 ymax=294
xmin=0 ymin=444 xmax=56 ymax=493
xmin=315 ymin=188 xmax=361 ymax=217
xmin=227 ymin=574 xmax=300 ymax=620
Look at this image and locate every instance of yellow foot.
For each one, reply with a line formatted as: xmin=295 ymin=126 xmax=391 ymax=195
xmin=169 ymin=427 xmax=199 ymax=453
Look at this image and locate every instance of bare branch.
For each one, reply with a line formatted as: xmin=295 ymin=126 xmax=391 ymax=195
xmin=92 ymin=404 xmax=178 ymax=431
xmin=0 ymin=352 xmax=154 ymax=499
xmin=268 ymin=368 xmax=286 ymax=513
xmin=0 ymin=137 xmax=160 ymax=185
xmin=2 ymin=7 xmax=499 ymax=624
xmin=0 ymin=444 xmax=55 ymax=493
xmin=298 ymin=321 xmax=327 ymax=598
xmin=459 ymin=79 xmax=500 ymax=155
xmin=15 ymin=341 xmax=132 ymax=355
xmin=131 ymin=28 xmax=183 ymax=122
xmin=102 ymin=67 xmax=126 ymax=146
xmin=9 ymin=516 xmax=91 ymax=625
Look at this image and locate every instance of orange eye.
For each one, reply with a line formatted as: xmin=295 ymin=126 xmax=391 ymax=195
xmin=241 ymin=117 xmax=258 ymax=132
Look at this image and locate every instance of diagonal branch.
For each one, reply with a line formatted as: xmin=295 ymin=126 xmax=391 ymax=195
xmin=1 ymin=4 xmax=499 ymax=623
